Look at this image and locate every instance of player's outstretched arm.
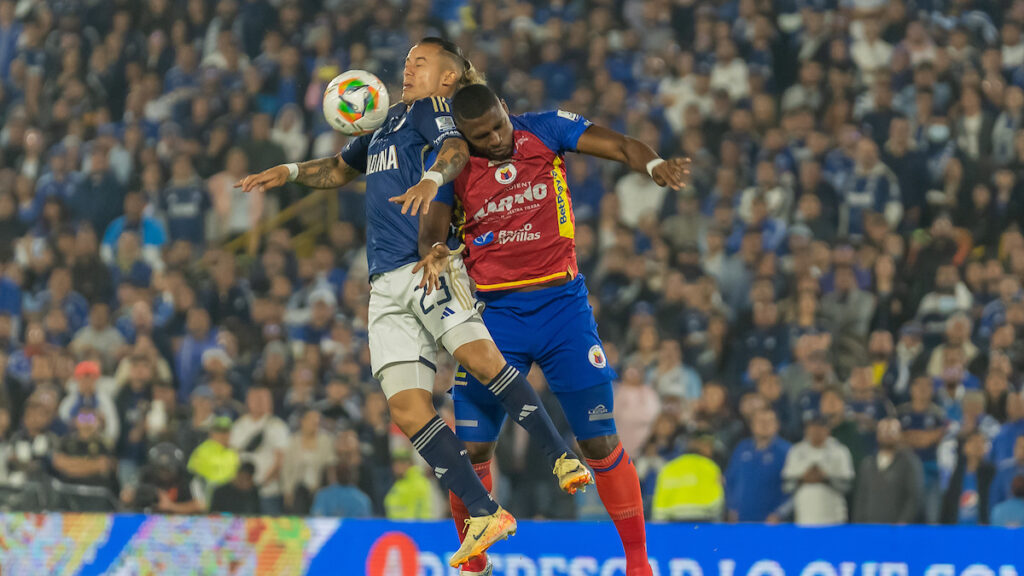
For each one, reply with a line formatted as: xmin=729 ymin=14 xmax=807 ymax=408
xmin=575 ymin=124 xmax=690 ymax=190
xmin=235 ymin=154 xmax=361 ymax=193
xmin=413 ymin=201 xmax=455 ymax=294
xmin=390 ymin=138 xmax=469 ymax=216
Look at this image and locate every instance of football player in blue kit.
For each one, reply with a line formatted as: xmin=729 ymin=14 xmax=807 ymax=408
xmin=237 ymin=38 xmax=590 ymax=568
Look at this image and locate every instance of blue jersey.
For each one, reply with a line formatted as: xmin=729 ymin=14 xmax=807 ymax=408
xmin=725 ymin=437 xmax=791 ymax=522
xmin=341 ymin=97 xmax=460 ymax=276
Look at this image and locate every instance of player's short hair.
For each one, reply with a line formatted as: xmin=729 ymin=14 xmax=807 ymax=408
xmin=418 ymin=37 xmax=485 ymax=90
xmin=451 ymin=83 xmax=501 ymax=122
xmin=419 ymin=37 xmax=469 ymax=70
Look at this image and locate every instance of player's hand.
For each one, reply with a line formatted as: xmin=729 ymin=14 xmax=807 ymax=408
xmin=236 ymin=165 xmax=290 ymax=194
xmin=652 ymin=157 xmax=691 ymax=191
xmin=412 ymin=243 xmax=449 ymax=294
xmin=390 ymin=180 xmax=437 ymax=216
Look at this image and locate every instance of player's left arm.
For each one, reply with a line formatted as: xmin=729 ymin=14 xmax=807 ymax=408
xmin=575 ymin=124 xmax=690 ymax=190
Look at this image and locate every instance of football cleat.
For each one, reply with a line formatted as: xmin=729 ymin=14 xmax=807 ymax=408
xmin=553 ymin=452 xmax=594 ymax=495
xmin=449 ymin=507 xmax=517 ymax=569
xmin=460 ymin=557 xmax=493 ymax=576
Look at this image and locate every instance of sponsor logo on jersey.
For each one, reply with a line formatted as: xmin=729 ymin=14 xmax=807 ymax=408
xmin=472 ymin=182 xmax=548 ymax=221
xmin=557 ymin=110 xmax=580 ymax=121
xmin=473 ymin=231 xmax=495 ymax=246
xmin=498 ymin=223 xmax=541 ymax=245
xmin=367 ymin=144 xmax=399 ymax=174
xmin=495 ymin=163 xmax=517 ymax=185
xmin=588 ymin=403 xmax=614 ymax=421
xmin=551 ymin=157 xmax=574 ymax=239
xmin=588 ymin=345 xmax=607 ymax=369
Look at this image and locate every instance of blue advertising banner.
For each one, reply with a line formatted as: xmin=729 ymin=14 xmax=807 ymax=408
xmin=0 ymin=513 xmax=1019 ymax=576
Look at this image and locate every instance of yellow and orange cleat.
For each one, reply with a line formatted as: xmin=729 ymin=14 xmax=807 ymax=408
xmin=553 ymin=452 xmax=594 ymax=495
xmin=449 ymin=507 xmax=517 ymax=569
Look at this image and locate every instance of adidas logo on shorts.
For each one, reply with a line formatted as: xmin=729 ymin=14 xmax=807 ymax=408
xmin=441 ymin=307 xmax=455 ymax=318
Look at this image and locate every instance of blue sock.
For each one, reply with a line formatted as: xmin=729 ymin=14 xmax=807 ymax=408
xmin=488 ymin=364 xmax=574 ymax=467
xmin=410 ymin=415 xmax=498 ymax=517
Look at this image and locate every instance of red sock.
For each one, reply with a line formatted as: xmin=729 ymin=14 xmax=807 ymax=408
xmin=449 ymin=461 xmax=493 ymax=573
xmin=587 ymin=443 xmax=651 ymax=576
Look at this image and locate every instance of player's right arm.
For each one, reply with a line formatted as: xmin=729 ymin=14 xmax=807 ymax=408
xmin=236 ymin=154 xmax=361 ymax=193
xmin=237 ymin=133 xmax=372 ymax=193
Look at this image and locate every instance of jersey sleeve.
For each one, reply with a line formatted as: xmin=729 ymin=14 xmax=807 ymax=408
xmin=409 ymin=97 xmax=463 ymax=149
xmin=340 ymin=134 xmax=373 ymax=173
xmin=519 ymin=110 xmax=593 ymax=154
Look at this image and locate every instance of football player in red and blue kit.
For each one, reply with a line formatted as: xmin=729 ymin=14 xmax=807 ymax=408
xmin=417 ymin=83 xmax=688 ymax=576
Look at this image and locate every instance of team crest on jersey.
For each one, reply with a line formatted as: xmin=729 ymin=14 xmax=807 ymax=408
xmin=495 ymin=164 xmax=517 ymax=185
xmin=588 ymin=345 xmax=607 ymax=368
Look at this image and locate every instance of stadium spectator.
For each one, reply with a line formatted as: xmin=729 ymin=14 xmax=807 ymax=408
xmin=186 ymin=415 xmax=239 ymax=491
xmin=384 ymin=448 xmax=436 ymax=520
xmin=940 ymin=431 xmax=995 ymax=525
xmin=990 ymin=436 xmax=1024 ymax=516
xmin=991 ymin=393 xmax=1024 ymax=463
xmin=58 ymin=361 xmax=119 ymax=446
xmin=210 ymin=461 xmax=261 ymax=516
xmin=311 ymin=461 xmax=373 ymax=518
xmin=652 ymin=435 xmax=724 ymax=522
xmin=52 ymin=408 xmax=117 ymax=492
xmin=782 ymin=415 xmax=855 ymax=526
xmin=101 ymin=191 xmax=167 ymax=269
xmin=7 ymin=399 xmax=57 ymax=485
xmin=852 ymin=418 xmax=924 ymax=524
xmin=70 ymin=304 xmax=126 ymax=371
xmin=229 ymin=386 xmax=289 ymax=515
xmin=125 ymin=443 xmax=206 ymax=515
xmin=174 ymin=308 xmax=218 ymax=402
xmin=991 ymin=475 xmax=1024 ymax=527
xmin=725 ymin=409 xmax=790 ymax=522
xmin=282 ymin=408 xmax=336 ymax=515
xmin=820 ymin=386 xmax=868 ymax=468
xmin=115 ymin=355 xmax=157 ymax=485
xmin=898 ymin=375 xmax=949 ymax=522
xmin=614 ymin=364 xmax=661 ymax=456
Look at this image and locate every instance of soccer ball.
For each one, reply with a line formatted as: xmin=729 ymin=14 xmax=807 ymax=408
xmin=322 ymin=70 xmax=390 ymax=136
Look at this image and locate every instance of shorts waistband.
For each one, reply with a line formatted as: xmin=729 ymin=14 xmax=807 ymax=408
xmin=478 ymin=274 xmax=586 ymax=304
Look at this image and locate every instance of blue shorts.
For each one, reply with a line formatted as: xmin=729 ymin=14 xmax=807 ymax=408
xmin=453 ymin=275 xmax=619 ymax=443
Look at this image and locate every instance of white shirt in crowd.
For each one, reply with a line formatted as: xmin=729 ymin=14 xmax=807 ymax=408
xmin=230 ymin=413 xmax=290 ymax=498
xmin=615 ymin=173 xmax=668 ymax=228
xmin=782 ymin=437 xmax=855 ymax=526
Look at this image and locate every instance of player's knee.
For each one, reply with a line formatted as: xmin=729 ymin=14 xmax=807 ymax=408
xmin=388 ymin=393 xmax=436 ymax=437
xmin=464 ymin=441 xmax=496 ymax=464
xmin=380 ymin=362 xmax=437 ymax=437
xmin=453 ymin=339 xmax=506 ymax=383
xmin=578 ymin=434 xmax=620 ymax=460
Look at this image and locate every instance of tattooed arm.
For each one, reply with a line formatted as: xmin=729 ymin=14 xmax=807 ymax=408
xmin=426 ymin=138 xmax=470 ymax=184
xmin=294 ymin=155 xmax=362 ymax=188
xmin=389 ymin=138 xmax=469 ymax=216
xmin=236 ymin=154 xmax=361 ymax=193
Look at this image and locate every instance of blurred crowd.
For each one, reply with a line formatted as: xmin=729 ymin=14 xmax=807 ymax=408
xmin=2 ymin=0 xmax=1024 ymax=526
